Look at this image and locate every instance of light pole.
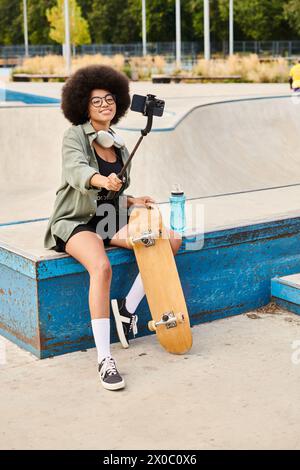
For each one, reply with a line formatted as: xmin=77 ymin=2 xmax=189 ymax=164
xmin=64 ymin=0 xmax=71 ymax=75
xmin=204 ymin=0 xmax=210 ymax=60
xmin=23 ymin=0 xmax=29 ymax=57
xmin=142 ymin=0 xmax=147 ymax=56
xmin=175 ymin=0 xmax=181 ymax=69
xmin=229 ymin=0 xmax=234 ymax=55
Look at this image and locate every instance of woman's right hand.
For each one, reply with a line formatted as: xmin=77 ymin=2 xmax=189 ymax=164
xmin=103 ymin=173 xmax=123 ymax=192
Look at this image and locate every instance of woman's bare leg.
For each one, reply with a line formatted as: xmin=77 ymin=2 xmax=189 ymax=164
xmin=65 ymin=231 xmax=112 ymax=319
xmin=64 ymin=230 xmax=126 ymax=392
xmin=64 ymin=231 xmax=125 ymax=389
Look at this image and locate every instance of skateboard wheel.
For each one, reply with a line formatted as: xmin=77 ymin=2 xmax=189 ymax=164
xmin=148 ymin=320 xmax=157 ymax=332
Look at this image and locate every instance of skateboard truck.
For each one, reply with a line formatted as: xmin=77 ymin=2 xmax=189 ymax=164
xmin=148 ymin=311 xmax=185 ymax=332
xmin=130 ymin=229 xmax=162 ymax=247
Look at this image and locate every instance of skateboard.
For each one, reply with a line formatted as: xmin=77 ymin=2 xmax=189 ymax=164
xmin=128 ymin=204 xmax=192 ymax=354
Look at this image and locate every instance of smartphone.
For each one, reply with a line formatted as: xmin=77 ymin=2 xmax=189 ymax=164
xmin=130 ymin=94 xmax=165 ymax=117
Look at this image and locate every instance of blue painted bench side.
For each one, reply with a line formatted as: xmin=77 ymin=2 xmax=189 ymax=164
xmin=34 ymin=216 xmax=300 ymax=357
xmin=2 ymin=216 xmax=300 ymax=358
xmin=0 ymin=264 xmax=40 ymax=356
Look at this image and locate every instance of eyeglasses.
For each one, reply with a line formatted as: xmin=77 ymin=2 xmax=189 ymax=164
xmin=90 ymin=94 xmax=116 ymax=108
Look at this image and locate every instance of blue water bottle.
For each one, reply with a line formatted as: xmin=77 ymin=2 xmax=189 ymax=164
xmin=170 ymin=183 xmax=186 ymax=233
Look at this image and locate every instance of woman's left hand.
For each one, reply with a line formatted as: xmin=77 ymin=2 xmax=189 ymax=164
xmin=129 ymin=196 xmax=156 ymax=208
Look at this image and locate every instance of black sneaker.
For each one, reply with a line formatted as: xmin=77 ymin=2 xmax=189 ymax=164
xmin=98 ymin=356 xmax=125 ymax=391
xmin=111 ymin=298 xmax=138 ymax=349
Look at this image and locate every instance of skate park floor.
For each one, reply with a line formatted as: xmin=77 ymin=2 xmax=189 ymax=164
xmin=1 ymin=306 xmax=300 ymax=450
xmin=1 ymin=82 xmax=300 ymax=449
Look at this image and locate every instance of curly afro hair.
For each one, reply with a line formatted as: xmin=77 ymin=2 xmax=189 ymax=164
xmin=61 ymin=64 xmax=131 ymax=125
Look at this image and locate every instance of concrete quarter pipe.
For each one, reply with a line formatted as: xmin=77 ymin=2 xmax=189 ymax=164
xmin=0 ymin=95 xmax=299 ymax=224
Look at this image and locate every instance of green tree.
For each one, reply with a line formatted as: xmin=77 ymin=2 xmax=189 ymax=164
xmin=0 ymin=0 xmax=58 ymax=45
xmin=46 ymin=0 xmax=91 ymax=46
xmin=140 ymin=0 xmax=177 ymax=42
xmin=0 ymin=0 xmax=299 ymax=47
xmin=0 ymin=0 xmax=23 ymax=45
xmin=189 ymin=0 xmax=228 ymax=44
xmin=88 ymin=0 xmax=195 ymax=44
xmin=129 ymin=0 xmax=195 ymax=42
xmin=88 ymin=0 xmax=139 ymax=43
xmin=284 ymin=0 xmax=300 ymax=36
xmin=76 ymin=0 xmax=94 ymax=19
xmin=218 ymin=0 xmax=293 ymax=40
xmin=27 ymin=0 xmax=57 ymax=44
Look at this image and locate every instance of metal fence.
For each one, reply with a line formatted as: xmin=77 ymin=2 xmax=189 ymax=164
xmin=1 ymin=41 xmax=300 ymax=59
xmin=0 ymin=44 xmax=62 ymax=58
xmin=225 ymin=40 xmax=300 ymax=56
xmin=78 ymin=41 xmax=205 ymax=56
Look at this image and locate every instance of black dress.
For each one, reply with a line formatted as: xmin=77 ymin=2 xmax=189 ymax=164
xmin=53 ymin=147 xmax=129 ymax=252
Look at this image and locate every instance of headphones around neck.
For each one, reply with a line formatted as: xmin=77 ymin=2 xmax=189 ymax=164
xmin=94 ymin=128 xmax=125 ymax=149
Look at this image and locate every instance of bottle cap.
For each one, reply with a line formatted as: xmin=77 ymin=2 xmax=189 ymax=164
xmin=171 ymin=183 xmax=184 ymax=196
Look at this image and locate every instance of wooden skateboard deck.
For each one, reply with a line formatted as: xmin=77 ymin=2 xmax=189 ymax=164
xmin=128 ymin=204 xmax=192 ymax=354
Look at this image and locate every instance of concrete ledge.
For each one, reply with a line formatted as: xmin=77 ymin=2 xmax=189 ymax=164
xmin=151 ymin=74 xmax=242 ymax=84
xmin=12 ymin=74 xmax=68 ymax=82
xmin=271 ymin=274 xmax=300 ymax=315
xmin=2 ymin=212 xmax=300 ymax=358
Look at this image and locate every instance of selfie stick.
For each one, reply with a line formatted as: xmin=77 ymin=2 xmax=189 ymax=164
xmin=106 ymin=97 xmax=155 ymax=200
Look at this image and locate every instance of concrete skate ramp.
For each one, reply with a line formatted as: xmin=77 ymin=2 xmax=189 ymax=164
xmin=1 ymin=95 xmax=300 ymax=224
xmin=121 ymin=95 xmax=300 ymax=202
xmin=0 ymin=106 xmax=69 ymax=224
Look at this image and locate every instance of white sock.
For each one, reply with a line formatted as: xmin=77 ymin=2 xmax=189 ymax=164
xmin=91 ymin=318 xmax=111 ymax=364
xmin=125 ymin=273 xmax=145 ymax=314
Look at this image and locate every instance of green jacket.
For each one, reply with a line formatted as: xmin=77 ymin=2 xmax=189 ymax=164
xmin=44 ymin=121 xmax=133 ymax=250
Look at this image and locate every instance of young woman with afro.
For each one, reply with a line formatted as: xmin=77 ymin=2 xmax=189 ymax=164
xmin=44 ymin=65 xmax=182 ymax=390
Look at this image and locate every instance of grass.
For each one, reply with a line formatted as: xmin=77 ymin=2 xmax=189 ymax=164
xmin=12 ymin=53 xmax=166 ymax=81
xmin=12 ymin=53 xmax=291 ymax=83
xmin=193 ymin=54 xmax=290 ymax=83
